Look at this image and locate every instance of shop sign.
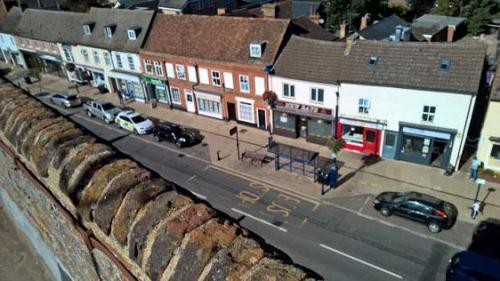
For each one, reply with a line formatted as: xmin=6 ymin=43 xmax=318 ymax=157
xmin=275 ymin=101 xmax=332 ymax=116
xmin=340 ymin=118 xmax=382 ymax=129
xmin=402 ymin=127 xmax=451 ymax=140
xmin=141 ymin=75 xmax=166 ymax=86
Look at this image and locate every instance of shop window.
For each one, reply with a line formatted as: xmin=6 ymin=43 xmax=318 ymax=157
xmin=342 ymin=125 xmax=363 ymax=144
xmin=212 ymin=71 xmax=221 ymax=86
xmin=171 ymin=87 xmax=181 ymax=104
xmin=385 ymin=133 xmax=396 ymax=147
xmin=308 ymin=119 xmax=331 ymax=138
xmin=310 ymin=88 xmax=324 ymax=103
xmin=401 ymin=135 xmax=426 ymax=156
xmin=154 ymin=86 xmax=169 ymax=103
xmin=273 ymin=112 xmax=296 ymax=131
xmin=239 ymin=75 xmax=249 ymax=93
xmin=491 ymin=144 xmax=500 ymax=160
xmin=144 ymin=60 xmax=153 ymax=74
xmin=238 ymin=102 xmax=253 ymax=123
xmin=358 ymin=98 xmax=370 ymax=114
xmin=283 ymin=83 xmax=295 ymax=98
xmin=422 ymin=106 xmax=436 ymax=122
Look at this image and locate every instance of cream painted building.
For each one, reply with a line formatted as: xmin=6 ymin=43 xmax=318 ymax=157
xmin=477 ymin=92 xmax=500 ymax=171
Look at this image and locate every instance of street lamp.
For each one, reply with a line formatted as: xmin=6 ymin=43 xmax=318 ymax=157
xmin=334 ymin=84 xmax=339 ymax=139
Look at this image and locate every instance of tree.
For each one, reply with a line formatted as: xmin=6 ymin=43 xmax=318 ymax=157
xmin=467 ymin=0 xmax=497 ymax=34
xmin=431 ymin=0 xmax=461 ymax=16
xmin=326 ymin=137 xmax=345 ymax=160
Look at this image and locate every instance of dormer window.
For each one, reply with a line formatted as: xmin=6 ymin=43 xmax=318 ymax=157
xmin=104 ymin=24 xmax=116 ymax=39
xmin=127 ymin=26 xmax=140 ymax=41
xmin=439 ymin=59 xmax=451 ymax=72
xmin=250 ymin=42 xmax=262 ymax=58
xmin=368 ymin=56 xmax=378 ymax=68
xmin=83 ymin=22 xmax=94 ymax=35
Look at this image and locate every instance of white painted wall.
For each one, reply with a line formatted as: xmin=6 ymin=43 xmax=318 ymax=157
xmin=269 ymin=75 xmax=339 ymax=111
xmin=0 ymin=33 xmax=26 ymax=67
xmin=110 ymin=51 xmax=142 ymax=74
xmin=339 ymin=83 xmax=475 ymax=167
xmin=71 ymin=45 xmax=114 ymax=89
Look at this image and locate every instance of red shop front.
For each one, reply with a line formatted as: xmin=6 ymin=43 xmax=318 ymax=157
xmin=337 ymin=118 xmax=383 ymax=155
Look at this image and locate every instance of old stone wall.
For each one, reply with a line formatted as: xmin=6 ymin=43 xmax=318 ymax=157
xmin=0 ymin=83 xmax=317 ymax=281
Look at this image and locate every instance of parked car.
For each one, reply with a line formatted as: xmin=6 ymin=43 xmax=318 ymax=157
xmin=469 ymin=218 xmax=500 ymax=258
xmin=49 ymin=92 xmax=82 ymax=108
xmin=84 ymin=100 xmax=121 ymax=124
xmin=115 ymin=111 xmax=154 ymax=135
xmin=446 ymin=250 xmax=500 ymax=281
xmin=153 ymin=122 xmax=198 ymax=148
xmin=372 ymin=191 xmax=458 ymax=233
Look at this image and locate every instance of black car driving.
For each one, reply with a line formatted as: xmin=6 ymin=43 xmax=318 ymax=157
xmin=153 ymin=122 xmax=198 ymax=148
xmin=373 ymin=191 xmax=458 ymax=233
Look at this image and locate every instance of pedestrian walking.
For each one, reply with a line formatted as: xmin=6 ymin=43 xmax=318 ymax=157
xmin=470 ymin=201 xmax=480 ymax=220
xmin=470 ymin=156 xmax=481 ymax=181
xmin=117 ymin=90 xmax=124 ymax=105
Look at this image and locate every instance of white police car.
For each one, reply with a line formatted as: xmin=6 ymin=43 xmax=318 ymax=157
xmin=115 ymin=111 xmax=154 ymax=135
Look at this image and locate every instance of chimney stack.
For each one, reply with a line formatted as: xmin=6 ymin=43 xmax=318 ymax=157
xmin=262 ymin=3 xmax=278 ymax=18
xmin=360 ymin=14 xmax=370 ymax=30
xmin=447 ymin=26 xmax=456 ymax=42
xmin=339 ymin=21 xmax=347 ymax=39
xmin=217 ymin=8 xmax=226 ymax=16
xmin=344 ymin=34 xmax=359 ymax=56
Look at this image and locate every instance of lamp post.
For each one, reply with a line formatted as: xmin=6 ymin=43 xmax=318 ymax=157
xmin=334 ymin=89 xmax=339 ymax=139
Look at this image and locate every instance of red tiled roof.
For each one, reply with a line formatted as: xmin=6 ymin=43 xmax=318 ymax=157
xmin=142 ymin=14 xmax=290 ymax=66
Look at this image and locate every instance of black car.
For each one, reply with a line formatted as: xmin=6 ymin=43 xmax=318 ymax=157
xmin=153 ymin=122 xmax=198 ymax=148
xmin=372 ymin=191 xmax=458 ymax=233
xmin=469 ymin=218 xmax=500 ymax=258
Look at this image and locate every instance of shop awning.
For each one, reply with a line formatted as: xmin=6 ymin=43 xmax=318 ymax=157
xmin=39 ymin=54 xmax=61 ymax=62
xmin=107 ymin=69 xmax=140 ymax=82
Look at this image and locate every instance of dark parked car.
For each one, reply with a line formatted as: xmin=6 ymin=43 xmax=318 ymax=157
xmin=469 ymin=218 xmax=500 ymax=259
xmin=446 ymin=251 xmax=500 ymax=281
xmin=372 ymin=191 xmax=458 ymax=233
xmin=153 ymin=122 xmax=198 ymax=148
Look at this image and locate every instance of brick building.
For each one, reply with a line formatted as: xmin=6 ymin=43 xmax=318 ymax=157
xmin=139 ymin=14 xmax=290 ymax=130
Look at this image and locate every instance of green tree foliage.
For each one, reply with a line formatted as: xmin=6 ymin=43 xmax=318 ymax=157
xmin=322 ymin=0 xmax=383 ymax=30
xmin=432 ymin=0 xmax=500 ymax=35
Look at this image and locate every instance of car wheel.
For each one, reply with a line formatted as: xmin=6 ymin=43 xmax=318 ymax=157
xmin=116 ymin=122 xmax=121 ymax=128
xmin=380 ymin=207 xmax=391 ymax=217
xmin=154 ymin=135 xmax=161 ymax=142
xmin=175 ymin=142 xmax=183 ymax=148
xmin=427 ymin=221 xmax=441 ymax=233
xmin=87 ymin=111 xmax=93 ymax=117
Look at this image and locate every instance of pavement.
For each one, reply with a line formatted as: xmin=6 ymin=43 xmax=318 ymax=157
xmin=9 ymin=69 xmax=500 ymax=225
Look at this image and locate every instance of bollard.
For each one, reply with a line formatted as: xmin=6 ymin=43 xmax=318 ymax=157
xmin=217 ymin=150 xmax=221 ymax=161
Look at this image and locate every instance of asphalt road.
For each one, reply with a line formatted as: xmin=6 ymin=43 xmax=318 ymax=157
xmin=35 ymin=94 xmax=470 ymax=281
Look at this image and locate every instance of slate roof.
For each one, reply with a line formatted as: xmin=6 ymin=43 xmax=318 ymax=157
xmin=490 ymin=63 xmax=500 ymax=102
xmin=358 ymin=14 xmax=409 ymax=40
xmin=290 ymin=16 xmax=336 ymax=41
xmin=0 ymin=7 xmax=23 ymax=34
xmin=158 ymin=0 xmax=187 ymax=10
xmin=273 ymin=36 xmax=486 ymax=94
xmin=13 ymin=9 xmax=85 ymax=44
xmin=229 ymin=0 xmax=320 ymax=19
xmin=412 ymin=14 xmax=465 ymax=41
xmin=117 ymin=0 xmax=159 ymax=9
xmin=142 ymin=14 xmax=290 ymax=65
xmin=76 ymin=8 xmax=154 ymax=53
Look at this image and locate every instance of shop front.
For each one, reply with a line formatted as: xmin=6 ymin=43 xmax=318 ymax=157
xmin=194 ymin=90 xmax=223 ymax=119
xmin=338 ymin=117 xmax=384 ymax=155
xmin=141 ymin=75 xmax=170 ymax=105
xmin=39 ymin=53 xmax=64 ymax=77
xmin=108 ymin=70 xmax=145 ymax=102
xmin=396 ymin=123 xmax=455 ymax=169
xmin=272 ymin=101 xmax=333 ymax=145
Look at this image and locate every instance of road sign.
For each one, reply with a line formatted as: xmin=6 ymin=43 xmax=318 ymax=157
xmin=476 ymin=178 xmax=486 ymax=185
xmin=229 ymin=126 xmax=238 ymax=136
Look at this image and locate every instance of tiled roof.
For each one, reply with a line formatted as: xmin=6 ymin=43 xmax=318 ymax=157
xmin=76 ymin=8 xmax=155 ymax=53
xmin=412 ymin=14 xmax=465 ymax=41
xmin=290 ymin=17 xmax=337 ymax=41
xmin=273 ymin=36 xmax=486 ymax=94
xmin=13 ymin=9 xmax=85 ymax=44
xmin=0 ymin=7 xmax=23 ymax=34
xmin=358 ymin=14 xmax=409 ymax=40
xmin=490 ymin=63 xmax=500 ymax=102
xmin=142 ymin=14 xmax=290 ymax=65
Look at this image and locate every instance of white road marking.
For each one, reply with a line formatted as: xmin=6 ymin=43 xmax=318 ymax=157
xmin=358 ymin=195 xmax=372 ymax=213
xmin=319 ymin=243 xmax=404 ymax=280
xmin=187 ymin=175 xmax=197 ymax=182
xmin=191 ymin=191 xmax=207 ymax=200
xmin=231 ymin=208 xmax=288 ymax=233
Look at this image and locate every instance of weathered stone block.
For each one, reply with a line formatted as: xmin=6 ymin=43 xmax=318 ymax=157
xmin=50 ymin=135 xmax=96 ymax=171
xmin=20 ymin=116 xmax=65 ymax=156
xmin=242 ymin=258 xmax=308 ymax=281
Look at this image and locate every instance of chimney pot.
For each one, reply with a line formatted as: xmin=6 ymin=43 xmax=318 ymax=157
xmin=339 ymin=21 xmax=347 ymax=39
xmin=262 ymin=3 xmax=278 ymax=18
xmin=217 ymin=8 xmax=226 ymax=16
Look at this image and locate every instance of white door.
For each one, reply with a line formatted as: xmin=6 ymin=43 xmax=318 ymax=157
xmin=185 ymin=90 xmax=196 ymax=113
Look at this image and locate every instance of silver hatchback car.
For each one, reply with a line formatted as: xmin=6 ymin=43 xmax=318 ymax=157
xmin=50 ymin=92 xmax=82 ymax=108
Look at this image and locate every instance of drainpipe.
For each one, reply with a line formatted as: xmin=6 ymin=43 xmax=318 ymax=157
xmin=455 ymin=94 xmax=475 ymax=170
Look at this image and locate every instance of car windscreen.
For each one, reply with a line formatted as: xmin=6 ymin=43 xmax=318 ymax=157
xmin=131 ymin=116 xmax=146 ymax=123
xmin=66 ymin=96 xmax=78 ymax=101
xmin=101 ymin=103 xmax=115 ymax=110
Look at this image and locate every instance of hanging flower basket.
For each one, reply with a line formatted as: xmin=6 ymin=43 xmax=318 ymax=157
xmin=263 ymin=90 xmax=277 ymax=108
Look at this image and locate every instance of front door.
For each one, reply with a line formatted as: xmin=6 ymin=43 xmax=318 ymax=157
xmin=185 ymin=90 xmax=196 ymax=112
xmin=363 ymin=128 xmax=379 ymax=155
xmin=382 ymin=131 xmax=398 ymax=159
xmin=227 ymin=102 xmax=236 ymax=121
xmin=257 ymin=109 xmax=266 ymax=129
